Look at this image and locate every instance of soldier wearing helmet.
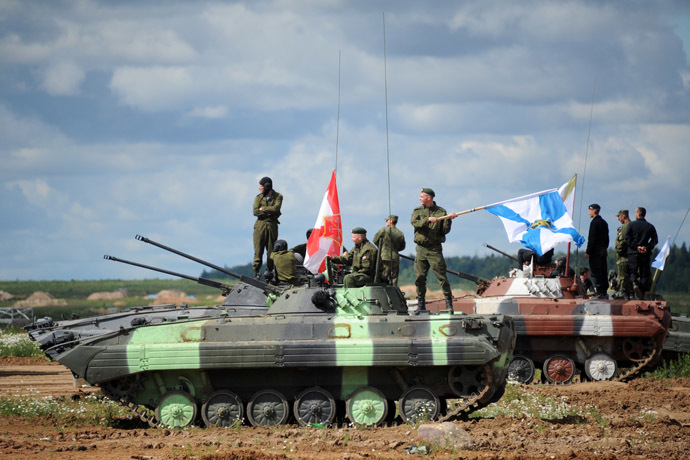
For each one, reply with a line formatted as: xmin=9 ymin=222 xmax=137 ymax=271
xmin=253 ymin=176 xmax=283 ymax=277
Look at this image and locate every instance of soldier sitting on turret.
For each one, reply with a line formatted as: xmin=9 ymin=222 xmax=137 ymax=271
xmin=327 ymin=227 xmax=378 ymax=288
xmin=269 ymin=239 xmax=299 ymax=286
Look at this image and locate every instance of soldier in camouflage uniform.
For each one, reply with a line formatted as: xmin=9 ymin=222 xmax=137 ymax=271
xmin=253 ymin=177 xmax=283 ymax=277
xmin=411 ymin=188 xmax=457 ymax=311
xmin=373 ymin=215 xmax=406 ymax=286
xmin=269 ymin=240 xmax=299 ymax=285
xmin=328 ymin=228 xmax=378 ymax=288
xmin=614 ymin=209 xmax=632 ymax=299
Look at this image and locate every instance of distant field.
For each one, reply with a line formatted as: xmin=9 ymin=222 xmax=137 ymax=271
xmin=0 ymin=279 xmax=235 ymax=323
xmin=1 ymin=279 xmax=688 ymax=321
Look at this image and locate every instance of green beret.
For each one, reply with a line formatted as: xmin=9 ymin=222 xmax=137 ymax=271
xmin=420 ymin=187 xmax=435 ymax=197
xmin=386 ymin=214 xmax=398 ymax=222
xmin=616 ymin=209 xmax=629 ymax=217
xmin=351 ymin=227 xmax=367 ymax=235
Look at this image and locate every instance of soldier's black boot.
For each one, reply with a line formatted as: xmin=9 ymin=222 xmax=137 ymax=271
xmin=445 ymin=296 xmax=454 ymax=314
xmin=416 ymin=297 xmax=426 ymax=313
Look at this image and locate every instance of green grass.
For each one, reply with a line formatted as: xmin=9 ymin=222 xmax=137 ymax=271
xmin=0 ymin=331 xmax=42 ymax=357
xmin=649 ymin=353 xmax=690 ymax=379
xmin=0 ymin=393 xmax=131 ymax=427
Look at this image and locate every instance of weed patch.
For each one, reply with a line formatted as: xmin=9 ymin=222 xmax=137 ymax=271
xmin=651 ymin=354 xmax=690 ymax=379
xmin=469 ymin=384 xmax=591 ymax=421
xmin=0 ymin=393 xmax=130 ymax=427
xmin=0 ymin=331 xmax=42 ymax=357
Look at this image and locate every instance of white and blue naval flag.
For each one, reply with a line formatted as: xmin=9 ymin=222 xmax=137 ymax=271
xmin=651 ymin=235 xmax=671 ymax=270
xmin=486 ymin=189 xmax=585 ymax=256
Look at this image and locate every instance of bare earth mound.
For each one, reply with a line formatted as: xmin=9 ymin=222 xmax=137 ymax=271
xmin=0 ymin=358 xmax=688 ymax=459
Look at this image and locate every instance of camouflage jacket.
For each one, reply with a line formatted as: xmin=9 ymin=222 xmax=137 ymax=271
xmin=330 ymin=239 xmax=378 ymax=278
xmin=615 ymin=221 xmax=630 ymax=257
xmin=373 ymin=226 xmax=406 ymax=261
xmin=410 ymin=203 xmax=452 ymax=247
xmin=253 ymin=191 xmax=283 ymax=223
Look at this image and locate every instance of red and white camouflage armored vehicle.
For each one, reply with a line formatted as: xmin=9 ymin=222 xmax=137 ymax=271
xmin=427 ymin=270 xmax=671 ymax=384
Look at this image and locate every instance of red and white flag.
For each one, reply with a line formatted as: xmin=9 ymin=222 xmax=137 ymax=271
xmin=303 ymin=170 xmax=343 ymax=274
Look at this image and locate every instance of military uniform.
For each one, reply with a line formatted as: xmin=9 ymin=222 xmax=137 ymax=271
xmin=252 ymin=183 xmax=283 ymax=274
xmin=411 ymin=192 xmax=453 ymax=305
xmin=614 ymin=210 xmax=632 ymax=298
xmin=625 ymin=213 xmax=658 ymax=297
xmin=330 ymin=233 xmax=378 ymax=288
xmin=270 ymin=249 xmax=299 ymax=285
xmin=373 ymin=216 xmax=406 ymax=286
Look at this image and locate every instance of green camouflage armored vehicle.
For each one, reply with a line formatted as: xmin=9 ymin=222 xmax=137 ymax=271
xmin=47 ymin=284 xmax=515 ymax=428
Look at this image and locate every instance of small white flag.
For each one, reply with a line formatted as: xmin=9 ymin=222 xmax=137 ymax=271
xmin=651 ymin=235 xmax=671 ymax=270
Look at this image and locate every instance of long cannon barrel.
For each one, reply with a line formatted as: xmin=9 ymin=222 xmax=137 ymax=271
xmin=134 ymin=235 xmax=282 ymax=295
xmin=104 ymin=255 xmax=233 ymax=295
xmin=399 ymin=253 xmax=489 ymax=285
xmin=482 ymin=242 xmax=520 ymax=263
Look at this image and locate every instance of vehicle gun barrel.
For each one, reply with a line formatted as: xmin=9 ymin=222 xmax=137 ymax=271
xmin=134 ymin=235 xmax=282 ymax=295
xmin=104 ymin=254 xmax=233 ymax=294
xmin=482 ymin=242 xmax=520 ymax=263
xmin=399 ymin=253 xmax=488 ymax=285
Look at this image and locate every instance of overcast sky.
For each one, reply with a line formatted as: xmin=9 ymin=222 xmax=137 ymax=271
xmin=1 ymin=0 xmax=689 ymax=280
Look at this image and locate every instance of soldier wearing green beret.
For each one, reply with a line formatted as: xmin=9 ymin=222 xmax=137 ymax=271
xmin=614 ymin=209 xmax=632 ymax=299
xmin=253 ymin=177 xmax=283 ymax=277
xmin=411 ymin=188 xmax=457 ymax=311
xmin=373 ymin=215 xmax=406 ymax=286
xmin=328 ymin=228 xmax=378 ymax=288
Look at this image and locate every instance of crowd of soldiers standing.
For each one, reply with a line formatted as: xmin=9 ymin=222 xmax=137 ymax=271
xmin=252 ymin=178 xmax=457 ymax=311
xmin=252 ymin=176 xmax=659 ymax=307
xmin=585 ymin=204 xmax=659 ymax=300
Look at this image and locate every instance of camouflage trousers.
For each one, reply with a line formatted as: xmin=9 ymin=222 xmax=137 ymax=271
xmin=616 ymin=257 xmax=632 ymax=296
xmin=343 ymin=272 xmax=372 ymax=288
xmin=414 ymin=244 xmax=452 ymax=299
xmin=381 ymin=258 xmax=400 ymax=286
xmin=253 ymin=220 xmax=278 ymax=273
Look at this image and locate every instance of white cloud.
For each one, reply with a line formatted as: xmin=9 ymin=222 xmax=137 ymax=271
xmin=187 ymin=105 xmax=228 ymax=119
xmin=40 ymin=60 xmax=85 ymax=95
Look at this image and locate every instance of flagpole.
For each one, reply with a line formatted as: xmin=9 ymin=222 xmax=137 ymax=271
xmin=335 ymin=50 xmax=341 ymax=175
xmin=436 ymin=187 xmax=560 ymax=221
xmin=382 ymin=12 xmax=393 ymax=282
xmin=575 ymin=80 xmax=596 ymax=269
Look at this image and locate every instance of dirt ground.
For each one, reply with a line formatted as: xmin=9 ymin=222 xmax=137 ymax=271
xmin=1 ymin=357 xmax=689 ymax=460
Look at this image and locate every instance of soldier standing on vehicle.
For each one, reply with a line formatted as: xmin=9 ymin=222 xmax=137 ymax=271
xmin=373 ymin=215 xmax=406 ymax=286
xmin=614 ymin=209 xmax=632 ymax=299
xmin=411 ymin=188 xmax=457 ymax=312
xmin=625 ymin=207 xmax=658 ymax=299
xmin=327 ymin=228 xmax=378 ymax=288
xmin=584 ymin=203 xmax=609 ymax=299
xmin=253 ymin=177 xmax=283 ymax=277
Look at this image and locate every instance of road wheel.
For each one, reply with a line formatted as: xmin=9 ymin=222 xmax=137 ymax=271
xmin=247 ymin=389 xmax=290 ymax=426
xmin=293 ymin=387 xmax=336 ymax=427
xmin=346 ymin=386 xmax=388 ymax=427
xmin=543 ymin=354 xmax=576 ymax=384
xmin=398 ymin=385 xmax=440 ymax=424
xmin=155 ymin=390 xmax=197 ymax=428
xmin=201 ymin=390 xmax=243 ymax=427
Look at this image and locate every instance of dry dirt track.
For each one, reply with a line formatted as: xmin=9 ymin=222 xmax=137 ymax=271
xmin=1 ymin=357 xmax=689 ymax=460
